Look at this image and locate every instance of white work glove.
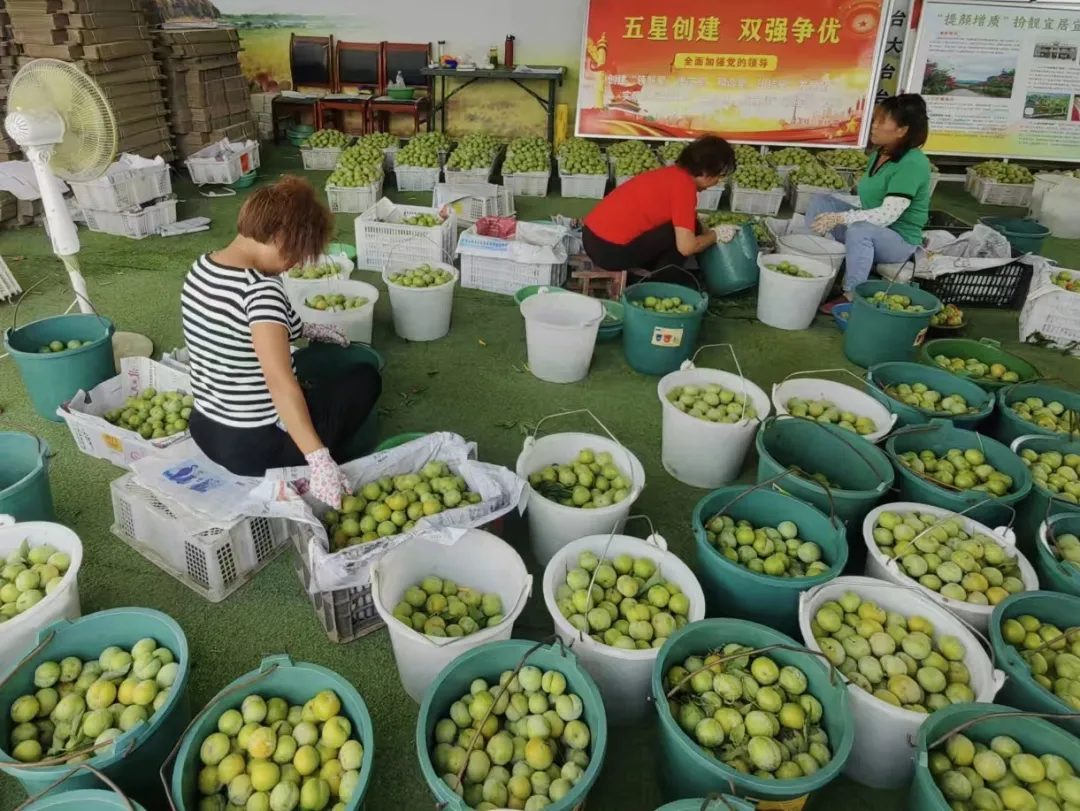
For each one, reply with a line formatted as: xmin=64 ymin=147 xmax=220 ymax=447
xmin=711 ymin=224 xmax=740 ymax=244
xmin=304 ymin=447 xmax=349 ymax=509
xmin=301 ymin=322 xmax=349 ymax=346
xmin=812 ymin=212 xmax=846 ymax=235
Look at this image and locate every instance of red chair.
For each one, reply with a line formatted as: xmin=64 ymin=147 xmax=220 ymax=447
xmin=317 ymin=41 xmax=382 ymax=133
xmin=368 ymin=42 xmax=433 ymax=135
xmin=272 ymin=34 xmax=333 ymax=141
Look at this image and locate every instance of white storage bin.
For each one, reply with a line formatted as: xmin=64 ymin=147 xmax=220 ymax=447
xmin=68 ymin=156 xmax=171 ymax=213
xmin=83 ymin=198 xmax=178 ymax=240
xmin=456 ymin=222 xmax=569 ymax=296
xmin=186 ymin=140 xmax=261 ymax=185
xmin=354 ymin=197 xmax=457 ymax=271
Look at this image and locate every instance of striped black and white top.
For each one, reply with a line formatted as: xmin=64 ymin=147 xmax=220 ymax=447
xmin=180 ymin=254 xmax=302 ymax=428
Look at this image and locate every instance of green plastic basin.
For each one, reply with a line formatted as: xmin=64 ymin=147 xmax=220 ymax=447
xmin=513 ymin=285 xmax=571 ymax=305
xmin=0 ymin=432 xmax=55 ymax=523
xmin=416 ymin=640 xmax=606 ymax=811
xmin=25 ymin=789 xmax=148 ymax=811
xmin=919 ymin=337 xmax=1039 ymax=392
xmin=844 ymin=281 xmax=941 ymax=368
xmin=698 ymin=223 xmax=759 ymax=296
xmin=1011 ymin=433 xmax=1080 ymax=557
xmin=597 ymin=299 xmax=624 ymax=343
xmin=692 ymin=486 xmax=847 ymax=636
xmin=1036 ymin=513 xmax=1080 ymax=599
xmin=995 ymin=381 xmax=1080 ymax=446
xmin=884 ymin=419 xmax=1033 ymax=527
xmin=910 ymin=703 xmax=1080 ymax=811
xmin=651 ymin=619 xmax=854 ymax=804
xmin=375 ymin=432 xmax=426 ymax=452
xmin=979 ymin=216 xmax=1049 ymax=254
xmin=866 ymin=361 xmax=994 ymax=430
xmin=621 ymin=281 xmax=708 ymax=376
xmin=655 ymin=796 xmax=754 ymax=811
xmin=0 ymin=609 xmax=191 ymax=805
xmin=170 ymin=654 xmax=374 ymax=811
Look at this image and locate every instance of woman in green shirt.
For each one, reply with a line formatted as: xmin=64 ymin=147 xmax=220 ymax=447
xmin=804 ymin=94 xmax=932 ymax=310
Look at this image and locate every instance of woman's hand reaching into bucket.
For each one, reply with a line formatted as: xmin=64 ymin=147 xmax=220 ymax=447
xmin=304 ymin=447 xmax=349 ymax=509
xmin=711 ymin=224 xmax=739 ymax=244
xmin=301 ymin=322 xmax=349 ymax=346
xmin=812 ymin=212 xmax=845 ymax=235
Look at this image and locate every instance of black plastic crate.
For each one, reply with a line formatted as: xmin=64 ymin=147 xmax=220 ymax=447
xmin=922 ymin=260 xmax=1032 ymax=309
xmin=927 ymin=209 xmax=973 ymax=236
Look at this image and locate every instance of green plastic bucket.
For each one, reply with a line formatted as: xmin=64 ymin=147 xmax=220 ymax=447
xmin=1036 ymin=513 xmax=1080 ymax=598
xmin=910 ymin=703 xmax=1080 ymax=811
xmin=621 ymin=281 xmax=709 ymax=376
xmin=170 ymin=654 xmax=374 ymax=811
xmin=692 ymin=486 xmax=847 ymax=636
xmin=979 ymin=215 xmax=1049 ymax=254
xmin=920 ymin=336 xmax=1040 ymax=392
xmin=375 ymin=432 xmax=426 ymax=452
xmin=884 ymin=419 xmax=1033 ymax=528
xmin=866 ymin=361 xmax=994 ymax=430
xmin=0 ymin=609 xmax=191 ymax=804
xmin=25 ymin=789 xmax=148 ymax=811
xmin=655 ymin=796 xmax=754 ymax=811
xmin=843 ymin=281 xmax=941 ymax=368
xmin=1011 ymin=434 xmax=1080 ymax=559
xmin=698 ymin=224 xmax=759 ymax=296
xmin=989 ymin=591 xmax=1080 ymax=738
xmin=596 ymin=299 xmax=624 ymax=343
xmin=995 ymin=381 xmax=1080 ymax=445
xmin=651 ymin=619 xmax=854 ymax=804
xmin=4 ymin=314 xmax=116 ymax=422
xmin=416 ymin=640 xmax=606 ymax=811
xmin=0 ymin=432 xmax=55 ymax=523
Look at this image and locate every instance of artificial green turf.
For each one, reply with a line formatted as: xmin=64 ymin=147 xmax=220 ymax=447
xmin=0 ymin=146 xmax=1077 ymax=811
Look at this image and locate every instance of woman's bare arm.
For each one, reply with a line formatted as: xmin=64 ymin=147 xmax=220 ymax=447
xmin=251 ymin=322 xmax=323 ymax=456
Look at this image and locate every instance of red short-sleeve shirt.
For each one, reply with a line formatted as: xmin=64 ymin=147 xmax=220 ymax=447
xmin=584 ymin=165 xmax=698 ymax=245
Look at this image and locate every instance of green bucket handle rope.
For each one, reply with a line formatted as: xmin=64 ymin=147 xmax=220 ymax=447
xmin=9 ymin=277 xmax=112 ymax=334
xmin=12 ymin=762 xmax=137 ymax=811
xmin=525 ymin=408 xmax=641 ymax=497
xmin=924 ymin=710 xmax=1080 ymax=750
xmin=680 ymin=343 xmax=755 ymax=423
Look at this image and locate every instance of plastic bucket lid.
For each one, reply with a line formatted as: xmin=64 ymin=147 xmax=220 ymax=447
xmin=866 ymin=361 xmax=994 ymax=431
xmin=756 ymin=253 xmax=835 ymax=331
xmin=844 ymin=281 xmax=941 ymax=368
xmin=520 ymin=292 xmax=604 ymax=384
xmin=919 ymin=337 xmax=1039 ymax=392
xmin=0 ymin=433 xmax=55 ymax=524
xmin=994 ymin=381 xmax=1080 ymax=446
xmin=621 ymin=281 xmax=709 ymax=375
xmin=382 ymin=263 xmax=457 ymax=342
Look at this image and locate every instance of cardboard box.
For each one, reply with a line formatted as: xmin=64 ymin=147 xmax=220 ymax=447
xmin=114 ymin=102 xmax=167 ymax=126
xmin=8 ymin=10 xmax=67 ymax=27
xmin=8 ymin=0 xmax=138 ymax=12
xmin=68 ymin=10 xmax=142 ymax=26
xmin=157 ymin=27 xmax=237 ymax=44
xmin=117 ymin=123 xmax=169 ymax=150
xmin=66 ymin=26 xmax=148 ymax=45
xmin=90 ymin=65 xmax=162 ymax=87
xmin=77 ymin=53 xmax=156 ymax=73
xmin=22 ymin=38 xmax=150 ymax=59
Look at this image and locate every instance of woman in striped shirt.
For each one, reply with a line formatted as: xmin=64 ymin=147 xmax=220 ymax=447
xmin=181 ymin=176 xmax=381 ymax=508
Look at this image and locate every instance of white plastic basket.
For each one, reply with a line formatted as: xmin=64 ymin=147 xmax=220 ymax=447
xmin=435 ymin=184 xmax=515 ymax=225
xmin=301 ymin=145 xmax=347 ymax=171
xmin=966 ymin=168 xmax=1034 ymax=207
xmin=558 ymin=168 xmax=607 ymax=199
xmin=696 ymin=184 xmax=724 ymax=210
xmin=325 ymin=177 xmax=384 ymax=214
xmin=83 ymin=198 xmax=178 ymax=240
xmin=394 ymin=164 xmax=442 ymax=192
xmin=1020 ymin=267 xmax=1080 ymax=355
xmin=57 ymin=356 xmax=193 ymax=470
xmin=354 ymin=197 xmax=457 ymax=271
xmin=444 ymin=166 xmax=493 ymax=184
xmin=109 ymin=473 xmax=292 ymax=603
xmin=69 ymin=160 xmax=171 ymax=213
xmin=502 ymin=170 xmax=550 ymax=197
xmin=186 ymin=141 xmax=261 ymax=186
xmin=457 ymin=225 xmax=568 ymax=296
xmin=790 ymin=183 xmax=847 ymax=215
xmin=730 ymin=182 xmax=785 ymax=216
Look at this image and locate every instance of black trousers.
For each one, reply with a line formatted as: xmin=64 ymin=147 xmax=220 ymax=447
xmin=190 ymin=360 xmax=382 ymax=477
xmin=583 ymin=223 xmax=686 ymax=274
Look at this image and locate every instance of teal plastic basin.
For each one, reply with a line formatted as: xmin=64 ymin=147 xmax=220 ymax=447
xmin=621 ymin=282 xmax=708 ymax=376
xmin=1011 ymin=434 xmax=1080 ymax=558
xmin=844 ymin=281 xmax=941 ymax=368
xmin=25 ymin=789 xmax=148 ymax=811
xmin=919 ymin=337 xmax=1039 ymax=392
xmin=979 ymin=216 xmax=1049 ymax=255
xmin=698 ymin=223 xmax=759 ymax=296
xmin=655 ymin=797 xmax=754 ymax=811
xmin=0 ymin=432 xmax=55 ymax=523
xmin=294 ymin=342 xmax=385 ymax=460
xmin=994 ymin=381 xmax=1080 ymax=446
xmin=866 ymin=361 xmax=994 ymax=430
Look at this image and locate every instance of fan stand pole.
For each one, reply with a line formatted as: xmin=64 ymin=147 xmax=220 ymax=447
xmin=61 ymin=255 xmax=153 ymax=365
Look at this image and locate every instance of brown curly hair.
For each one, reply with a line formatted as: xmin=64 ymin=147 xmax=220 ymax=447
xmin=236 ymin=175 xmax=332 ymax=268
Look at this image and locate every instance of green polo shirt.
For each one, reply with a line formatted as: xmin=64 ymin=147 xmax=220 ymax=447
xmin=856 ymin=148 xmax=932 ymax=245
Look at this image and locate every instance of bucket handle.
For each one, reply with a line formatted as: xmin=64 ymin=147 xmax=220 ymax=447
xmin=12 ymin=762 xmax=136 ymax=811
xmin=10 ymin=276 xmax=112 ymax=334
xmin=663 ymin=642 xmax=840 ymax=701
xmin=925 ymin=710 xmax=1080 ymax=751
xmin=763 ymin=413 xmax=891 ymax=487
xmin=706 ymin=468 xmax=842 ymax=531
xmin=681 ymin=343 xmax=756 ymax=424
xmin=633 ymin=263 xmax=705 ymax=294
xmin=523 ymin=409 xmax=640 ymax=495
xmin=159 ymin=659 xmax=283 ymax=810
xmin=383 ymin=232 xmax=457 ymax=273
xmin=0 ymin=628 xmax=61 ymax=693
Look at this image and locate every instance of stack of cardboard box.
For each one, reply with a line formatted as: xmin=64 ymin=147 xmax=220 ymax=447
xmin=7 ymin=0 xmax=172 ymax=161
xmin=156 ymin=26 xmax=252 ymax=160
xmin=249 ymin=91 xmax=275 ymax=141
xmin=0 ymin=0 xmax=21 ymax=162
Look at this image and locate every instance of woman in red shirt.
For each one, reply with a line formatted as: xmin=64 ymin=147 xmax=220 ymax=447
xmin=583 ymin=135 xmax=739 ymax=274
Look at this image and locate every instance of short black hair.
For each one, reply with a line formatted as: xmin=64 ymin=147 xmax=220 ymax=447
xmin=876 ymin=94 xmax=929 ymax=158
xmin=676 ymin=135 xmax=736 ymax=178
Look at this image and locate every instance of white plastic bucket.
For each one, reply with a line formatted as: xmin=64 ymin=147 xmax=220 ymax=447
xmin=542 ymin=532 xmax=705 ymax=725
xmin=862 ymin=501 xmax=1039 ymax=633
xmin=282 ymin=253 xmax=354 ymax=300
xmin=1038 ymin=174 xmax=1080 ymax=239
xmin=771 ymin=373 xmax=897 ymax=444
xmin=516 ymin=431 xmax=646 ymax=565
xmin=756 ymin=253 xmax=835 ymax=331
xmin=798 ymin=575 xmax=1005 ymax=790
xmin=295 ymin=279 xmax=380 ymax=344
xmin=0 ymin=517 xmax=84 ymax=676
xmin=657 ymin=364 xmax=771 ymax=489
xmin=1030 ymin=172 xmax=1065 ymax=220
xmin=520 ymin=292 xmax=604 ymax=384
xmin=381 ymin=263 xmax=457 ymax=342
xmin=775 ymin=233 xmax=846 ymax=273
xmin=370 ymin=529 xmax=532 ymax=703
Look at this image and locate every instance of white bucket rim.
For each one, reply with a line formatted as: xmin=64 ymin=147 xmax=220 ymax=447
xmin=862 ymin=501 xmax=1039 ymax=618
xmin=381 ymin=262 xmax=459 ymax=294
xmin=771 ymin=377 xmax=898 ymax=443
xmin=1039 ymin=515 xmax=1080 ymax=575
xmin=296 ymin=279 xmax=380 ymax=316
xmin=520 ymin=292 xmax=605 ymax=330
xmin=0 ymin=520 xmax=84 ymax=642
xmin=656 ymin=367 xmax=772 ymax=432
xmin=775 ymin=233 xmax=846 ymax=258
xmin=758 ymin=252 xmax=835 ymax=281
xmin=287 ymin=252 xmax=354 ymax=280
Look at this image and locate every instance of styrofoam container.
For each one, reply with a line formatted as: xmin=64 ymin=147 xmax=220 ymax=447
xmin=520 ymin=291 xmax=604 ymax=383
xmin=371 ymin=530 xmax=533 ymax=703
xmin=382 ymin=263 xmax=457 ymax=342
xmin=757 ymin=253 xmax=836 ymax=331
xmin=516 ymin=431 xmax=646 ymax=565
xmin=295 ymin=279 xmax=380 ymax=344
xmin=542 ymin=532 xmax=705 ymax=725
xmin=862 ymin=501 xmax=1039 ymax=632
xmin=0 ymin=518 xmax=83 ymax=676
xmin=798 ymin=575 xmax=1005 ymax=790
xmin=771 ymin=376 xmax=897 ymax=443
xmin=658 ymin=364 xmax=771 ymax=489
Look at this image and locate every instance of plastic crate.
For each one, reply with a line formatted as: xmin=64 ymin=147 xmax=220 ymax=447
xmin=394 ymin=164 xmax=442 ymax=192
xmin=790 ymin=183 xmax=846 ymax=215
xmin=289 ymin=528 xmax=382 ymax=644
xmin=444 ymin=166 xmax=494 ymax=184
xmin=354 ymin=197 xmax=458 ymax=271
xmin=502 ymin=170 xmax=550 ymax=197
xmin=186 ymin=142 xmax=261 ymax=186
xmin=83 ymin=198 xmax=178 ymax=240
xmin=69 ymin=160 xmax=171 ymax=213
xmin=615 ymin=174 xmax=638 ymax=187
xmin=325 ymin=176 xmax=384 ymax=214
xmin=559 ymin=169 xmax=607 ymax=199
xmin=966 ymin=169 xmax=1034 ymax=207
xmin=300 ymin=144 xmax=348 ymax=171
xmin=109 ymin=473 xmax=292 ymax=603
xmin=1020 ymin=268 xmax=1080 ymax=353
xmin=923 ymin=261 xmax=1033 ymax=309
xmin=459 ymin=252 xmax=566 ymax=295
xmin=697 ymin=184 xmax=724 ymax=210
xmin=730 ymin=182 xmax=784 ymax=216
xmin=436 ymin=184 xmax=515 ymax=225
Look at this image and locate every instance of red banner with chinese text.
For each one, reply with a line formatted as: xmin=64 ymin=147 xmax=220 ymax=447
xmin=576 ymin=0 xmax=889 ymax=145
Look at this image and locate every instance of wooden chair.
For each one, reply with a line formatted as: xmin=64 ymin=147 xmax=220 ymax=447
xmin=272 ymin=34 xmax=333 ymax=142
xmin=317 ymin=41 xmax=382 ymax=133
xmin=568 ymin=254 xmax=627 ymax=299
xmin=368 ymin=42 xmax=433 ymax=135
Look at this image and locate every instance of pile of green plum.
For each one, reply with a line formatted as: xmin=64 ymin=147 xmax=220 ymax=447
xmin=658 ymin=141 xmax=686 ymax=162
xmin=932 ymin=355 xmax=1021 ymax=383
xmin=734 ymin=144 xmax=765 ymax=165
xmin=303 ymin=293 xmax=369 ymax=313
xmin=664 ymin=647 xmax=833 ymax=779
xmin=426 ymin=666 xmax=594 ymax=809
xmin=527 ymin=448 xmax=633 ymax=509
xmin=880 ymin=382 xmax=978 ymax=416
xmin=1055 ymin=532 xmax=1080 ymax=570
xmin=7 ymin=638 xmax=179 ymax=764
xmin=897 ymin=447 xmax=1015 ymax=495
xmin=195 ymin=689 xmax=363 ymax=811
xmin=764 ymin=259 xmax=813 ymax=278
xmin=784 ymin=397 xmax=877 ymax=435
xmin=361 ymin=132 xmax=398 ymax=150
xmin=336 ymin=141 xmax=384 ymax=167
xmin=502 ymin=138 xmax=550 ymax=174
xmin=1000 ymin=613 xmax=1080 ymax=707
xmin=703 ymin=515 xmax=829 ymax=578
xmin=392 ymin=575 xmax=503 ymax=638
xmin=812 ymin=591 xmax=976 ymax=711
xmin=387 ymin=263 xmax=454 ymax=288
xmin=631 ymin=295 xmax=693 ymax=313
xmin=557 ymin=139 xmax=607 ymax=175
xmin=1019 ymin=446 xmax=1080 ymax=502
xmin=700 ymin=210 xmax=771 ymax=245
xmin=287 ymin=261 xmax=339 ymax=280
xmin=0 ymin=540 xmax=72 ymax=623
xmin=973 ymin=160 xmax=1034 ymax=184
xmin=37 ymin=340 xmax=83 ymax=353
xmin=554 ymin=550 xmax=691 ymax=649
xmin=1010 ymin=397 xmax=1079 ymax=437
xmin=666 ymin=383 xmax=759 ymax=424
xmin=789 ymin=164 xmax=847 ymax=190
xmin=768 ymin=147 xmax=817 ymax=168
xmin=446 ymin=134 xmax=499 ymax=171
xmin=103 ymin=387 xmax=192 ymax=440
xmin=792 ymin=468 xmax=833 ymax=487
xmin=326 ymin=161 xmax=382 ymax=188
xmin=403 ymin=212 xmax=442 ymax=227
xmin=320 ymin=461 xmax=482 ymax=549
xmin=866 ymin=291 xmax=927 ymax=313
xmin=818 ymin=149 xmax=867 ymax=170
xmin=396 ymin=139 xmax=443 ymax=168
xmin=927 ymin=733 xmax=1080 ymax=811
xmin=1053 ymin=270 xmax=1079 ymax=293
xmin=870 ymin=509 xmax=1026 ymax=604
xmin=732 ymin=163 xmax=782 ymax=191
xmin=303 ymin=129 xmax=350 ymax=149
xmin=613 ymin=149 xmax=660 ymax=178
xmin=606 ymin=140 xmax=652 ymax=159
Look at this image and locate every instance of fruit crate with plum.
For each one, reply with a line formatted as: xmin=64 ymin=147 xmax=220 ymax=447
xmin=557 ymin=138 xmax=608 ymax=199
xmin=109 ymin=473 xmax=293 ymax=603
xmin=502 ymin=137 xmax=553 ymax=197
xmin=325 ymin=176 xmax=384 ymax=215
xmin=766 ymin=146 xmax=820 ymax=179
xmin=300 ymin=129 xmax=353 ymax=170
xmin=57 ymin=356 xmax=193 ymax=470
xmin=966 ymin=162 xmax=1035 ymax=207
xmin=729 ymin=163 xmax=785 ymax=215
xmin=1020 ymin=266 xmax=1080 ymax=354
xmin=354 ymin=197 xmax=458 ymax=271
xmin=443 ymin=133 xmax=502 ymax=183
xmin=787 ymin=164 xmax=851 ymax=215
